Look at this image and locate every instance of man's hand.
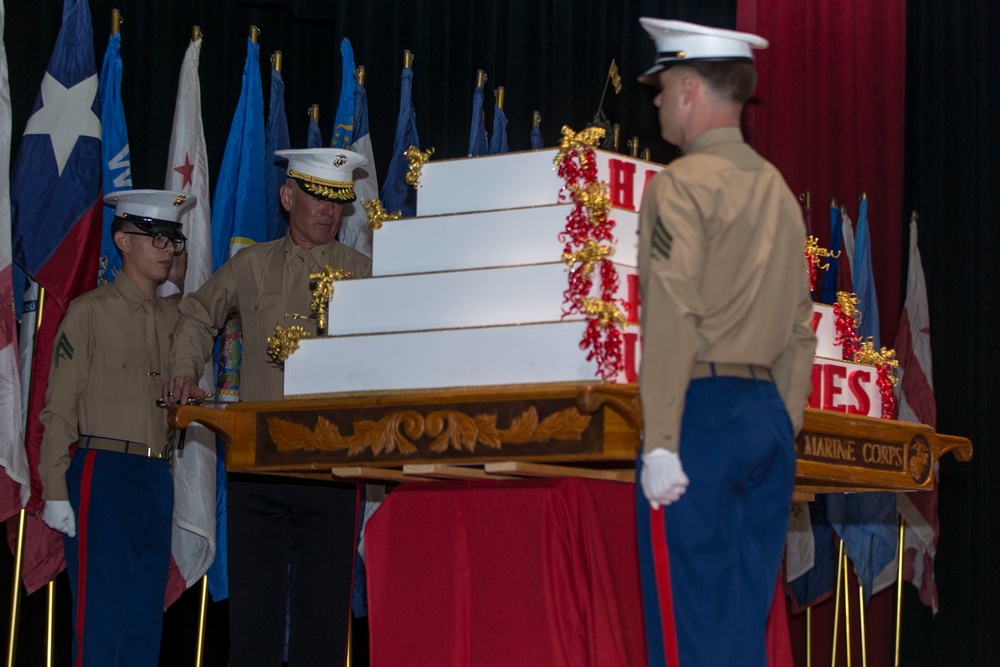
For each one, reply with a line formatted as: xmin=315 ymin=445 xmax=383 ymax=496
xmin=162 ymin=375 xmax=206 ymax=407
xmin=41 ymin=500 xmax=77 ymax=538
xmin=641 ymin=448 xmax=689 ymax=510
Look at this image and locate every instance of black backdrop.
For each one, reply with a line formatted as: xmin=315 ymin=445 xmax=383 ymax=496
xmin=3 ymin=0 xmax=999 ymax=665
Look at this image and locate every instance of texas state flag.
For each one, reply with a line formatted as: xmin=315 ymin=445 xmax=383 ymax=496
xmin=9 ymin=0 xmax=102 ymax=592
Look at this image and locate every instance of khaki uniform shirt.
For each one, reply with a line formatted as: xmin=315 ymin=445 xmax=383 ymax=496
xmin=638 ymin=127 xmax=816 ymax=454
xmin=38 ymin=274 xmax=178 ymax=500
xmin=172 ymin=235 xmax=372 ymax=402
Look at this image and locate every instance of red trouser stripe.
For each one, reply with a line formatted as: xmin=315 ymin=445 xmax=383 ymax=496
xmin=343 ymin=485 xmax=362 ymax=667
xmin=650 ymin=507 xmax=681 ymax=667
xmin=74 ymin=451 xmax=97 ymax=667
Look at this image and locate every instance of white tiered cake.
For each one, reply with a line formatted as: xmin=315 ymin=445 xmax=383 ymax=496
xmin=284 ymin=148 xmax=884 ymax=419
xmin=284 ymin=148 xmax=658 ymax=396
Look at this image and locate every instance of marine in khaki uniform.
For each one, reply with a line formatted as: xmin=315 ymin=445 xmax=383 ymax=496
xmin=164 ymin=148 xmax=370 ymax=666
xmin=38 ymin=190 xmax=196 ymax=667
xmin=633 ymin=19 xmax=816 ymax=667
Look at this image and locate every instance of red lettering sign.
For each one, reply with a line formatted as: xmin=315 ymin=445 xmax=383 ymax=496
xmin=808 ymin=364 xmax=823 ymax=408
xmin=847 ymin=370 xmax=871 ymax=415
xmin=625 ymin=274 xmax=641 ymax=324
xmin=623 ymin=331 xmax=640 ymax=383
xmin=812 ymin=310 xmax=823 ymax=333
xmin=609 ymin=159 xmax=636 ymax=211
xmin=821 ymin=364 xmax=848 ymax=412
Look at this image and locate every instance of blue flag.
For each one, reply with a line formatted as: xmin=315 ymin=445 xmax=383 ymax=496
xmin=820 ymin=203 xmax=842 ymax=305
xmin=212 ymin=38 xmax=265 ymax=404
xmin=853 ymin=197 xmax=880 ymax=348
xmin=331 ymin=38 xmax=355 ymax=149
xmin=828 ymin=196 xmax=896 ymax=603
xmin=211 ymin=37 xmax=266 ymax=272
xmin=264 ymin=64 xmax=290 ymax=242
xmin=468 ymin=85 xmax=487 ymax=157
xmin=788 ymin=497 xmax=836 ymax=611
xmin=488 ymin=101 xmax=508 ymax=155
xmin=97 ymin=30 xmax=131 ymax=285
xmin=380 ymin=65 xmax=419 ymax=217
xmin=339 ymin=76 xmax=378 ymax=257
xmin=307 ymin=116 xmax=322 ymax=148
xmin=530 ymin=125 xmax=543 ymax=150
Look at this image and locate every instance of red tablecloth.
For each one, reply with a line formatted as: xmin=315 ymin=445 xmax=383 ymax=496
xmin=365 ymin=477 xmax=793 ymax=666
xmin=365 ymin=478 xmax=646 ymax=666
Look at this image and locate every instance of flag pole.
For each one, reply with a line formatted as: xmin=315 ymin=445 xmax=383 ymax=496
xmin=194 ymin=575 xmax=209 ymax=667
xmin=495 ymin=86 xmax=505 ymax=111
xmin=612 ymin=124 xmax=620 ymax=152
xmin=641 ymin=148 xmax=651 ymax=161
xmin=6 ymin=285 xmax=49 ymax=667
xmin=806 ymin=606 xmax=812 ymax=667
xmin=192 ymin=25 xmax=201 ymax=42
xmin=843 ymin=553 xmax=853 ymax=667
xmin=476 ymin=69 xmax=486 ymax=88
xmin=403 ymin=49 xmax=413 ymax=69
xmin=858 ymin=583 xmax=868 ymax=667
xmin=627 ymin=136 xmax=639 ymax=158
xmin=831 ymin=539 xmax=844 ymax=667
xmin=893 ymin=515 xmax=904 ymax=666
xmin=356 ymin=65 xmax=366 ymax=88
xmin=110 ymin=8 xmax=121 ymax=36
xmin=249 ymin=25 xmax=259 ymax=44
xmin=309 ymin=104 xmax=320 ymax=125
xmin=271 ymin=50 xmax=283 ymax=74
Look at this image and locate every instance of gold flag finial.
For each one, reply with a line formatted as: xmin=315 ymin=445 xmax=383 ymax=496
xmin=111 ymin=9 xmax=122 ymax=36
xmin=496 ymin=86 xmax=505 ymax=111
xmin=641 ymin=147 xmax=651 ymax=161
xmin=271 ymin=50 xmax=283 ymax=73
xmin=309 ymin=104 xmax=320 ymax=124
xmin=192 ymin=25 xmax=202 ymax=42
xmin=628 ymin=136 xmax=639 ymax=158
xmin=861 ymin=191 xmax=868 ymax=201
xmin=476 ymin=69 xmax=487 ymax=87
xmin=249 ymin=26 xmax=260 ymax=44
xmin=910 ymin=210 xmax=919 ymax=224
xmin=356 ymin=65 xmax=366 ymax=88
xmin=403 ymin=49 xmax=414 ymax=68
xmin=612 ymin=124 xmax=621 ymax=152
xmin=532 ymin=111 xmax=541 ymax=128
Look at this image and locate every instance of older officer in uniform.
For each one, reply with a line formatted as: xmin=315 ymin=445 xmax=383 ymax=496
xmin=164 ymin=148 xmax=371 ymax=666
xmin=634 ymin=19 xmax=816 ymax=667
xmin=38 ymin=190 xmax=196 ymax=666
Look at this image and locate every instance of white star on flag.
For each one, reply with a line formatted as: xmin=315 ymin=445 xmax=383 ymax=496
xmin=24 ymin=72 xmax=100 ymax=176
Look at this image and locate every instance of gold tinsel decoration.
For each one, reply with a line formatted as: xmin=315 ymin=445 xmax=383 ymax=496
xmin=580 ymin=297 xmax=627 ymax=328
xmin=553 ymin=125 xmax=606 ymax=168
xmin=853 ymin=341 xmax=899 ymax=384
xmin=310 ymin=266 xmax=353 ymax=335
xmin=362 ymin=199 xmax=402 ymax=231
xmin=568 ymin=180 xmax=612 ymax=227
xmin=836 ymin=291 xmax=861 ymax=325
xmin=804 ymin=235 xmax=839 ymax=271
xmin=404 ymin=145 xmax=435 ymax=188
xmin=267 ymin=324 xmax=310 ymax=364
xmin=563 ymin=239 xmax=614 ymax=280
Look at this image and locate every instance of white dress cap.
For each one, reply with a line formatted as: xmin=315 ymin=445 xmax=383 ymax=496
xmin=275 ymin=148 xmax=369 ymax=202
xmin=638 ymin=18 xmax=768 ymax=83
xmin=104 ymin=189 xmax=197 ymax=233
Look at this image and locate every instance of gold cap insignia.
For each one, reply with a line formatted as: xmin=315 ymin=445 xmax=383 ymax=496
xmin=333 ymin=154 xmax=348 ymax=168
xmin=172 ymin=194 xmax=188 ymax=207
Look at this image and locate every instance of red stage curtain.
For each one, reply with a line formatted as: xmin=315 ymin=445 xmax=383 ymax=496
xmin=738 ymin=0 xmax=905 ymax=344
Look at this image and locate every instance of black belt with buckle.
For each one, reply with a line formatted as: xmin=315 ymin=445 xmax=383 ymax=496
xmin=77 ymin=436 xmax=166 ymax=459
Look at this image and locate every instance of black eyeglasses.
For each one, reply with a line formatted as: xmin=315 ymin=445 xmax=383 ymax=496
xmin=123 ymin=231 xmax=186 ymax=254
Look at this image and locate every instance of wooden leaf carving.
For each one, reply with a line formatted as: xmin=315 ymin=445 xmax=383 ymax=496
xmin=315 ymin=416 xmax=349 ymax=450
xmin=268 ymin=418 xmax=320 ymax=451
xmin=500 ymin=407 xmax=540 ymax=444
xmin=534 ymin=408 xmax=590 ymax=441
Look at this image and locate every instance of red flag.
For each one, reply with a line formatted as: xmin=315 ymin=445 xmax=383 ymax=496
xmin=894 ymin=218 xmax=938 ymax=612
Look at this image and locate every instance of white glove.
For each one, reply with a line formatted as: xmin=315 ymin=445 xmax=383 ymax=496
xmin=41 ymin=500 xmax=77 ymax=538
xmin=641 ymin=448 xmax=689 ymax=510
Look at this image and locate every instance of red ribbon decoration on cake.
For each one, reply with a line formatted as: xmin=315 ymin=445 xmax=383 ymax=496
xmin=555 ymin=126 xmax=626 ymax=382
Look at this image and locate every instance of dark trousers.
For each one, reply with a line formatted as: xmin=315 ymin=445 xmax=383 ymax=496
xmin=64 ymin=449 xmax=172 ymax=667
xmin=637 ymin=376 xmax=796 ymax=667
xmin=227 ymin=474 xmax=358 ymax=667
